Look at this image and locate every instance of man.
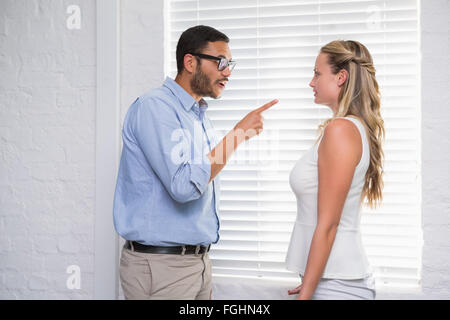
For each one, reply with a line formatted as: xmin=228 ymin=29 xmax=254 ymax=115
xmin=113 ymin=25 xmax=278 ymax=300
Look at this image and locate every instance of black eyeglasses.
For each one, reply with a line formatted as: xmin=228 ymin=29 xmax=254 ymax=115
xmin=190 ymin=53 xmax=236 ymax=72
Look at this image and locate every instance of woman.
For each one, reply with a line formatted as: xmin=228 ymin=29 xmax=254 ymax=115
xmin=285 ymin=40 xmax=385 ymax=300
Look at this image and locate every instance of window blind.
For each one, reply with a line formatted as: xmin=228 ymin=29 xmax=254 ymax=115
xmin=167 ymin=0 xmax=422 ymax=288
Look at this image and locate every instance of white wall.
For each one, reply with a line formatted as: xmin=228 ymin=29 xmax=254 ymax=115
xmin=0 ymin=0 xmax=96 ymax=299
xmin=420 ymin=0 xmax=450 ymax=300
xmin=120 ymin=0 xmax=165 ymax=122
xmin=0 ymin=0 xmax=449 ymax=300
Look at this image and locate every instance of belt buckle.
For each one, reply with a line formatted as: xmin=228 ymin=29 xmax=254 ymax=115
xmin=195 ymin=245 xmax=201 ymax=255
xmin=181 ymin=245 xmax=186 ymax=255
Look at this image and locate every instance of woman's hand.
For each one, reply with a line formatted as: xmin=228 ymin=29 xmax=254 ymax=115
xmin=288 ymin=283 xmax=303 ymax=296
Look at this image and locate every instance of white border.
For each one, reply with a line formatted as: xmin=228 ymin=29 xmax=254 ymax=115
xmin=94 ymin=0 xmax=121 ymax=300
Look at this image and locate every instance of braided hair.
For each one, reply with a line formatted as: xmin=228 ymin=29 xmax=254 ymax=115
xmin=315 ymin=40 xmax=385 ymax=209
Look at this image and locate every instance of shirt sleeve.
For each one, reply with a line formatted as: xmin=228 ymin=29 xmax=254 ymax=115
xmin=131 ymin=97 xmax=211 ymax=203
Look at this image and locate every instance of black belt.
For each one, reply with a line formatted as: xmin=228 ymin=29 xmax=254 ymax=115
xmin=124 ymin=240 xmax=210 ymax=255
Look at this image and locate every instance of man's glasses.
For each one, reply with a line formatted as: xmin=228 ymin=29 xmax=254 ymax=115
xmin=190 ymin=53 xmax=236 ymax=72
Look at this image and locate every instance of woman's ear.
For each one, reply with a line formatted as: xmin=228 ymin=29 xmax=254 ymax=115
xmin=337 ymin=69 xmax=348 ymax=87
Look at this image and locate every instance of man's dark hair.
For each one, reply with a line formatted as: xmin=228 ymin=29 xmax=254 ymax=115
xmin=176 ymin=25 xmax=229 ymax=74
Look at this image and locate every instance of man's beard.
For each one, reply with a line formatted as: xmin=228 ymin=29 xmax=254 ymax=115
xmin=190 ymin=64 xmax=220 ymax=99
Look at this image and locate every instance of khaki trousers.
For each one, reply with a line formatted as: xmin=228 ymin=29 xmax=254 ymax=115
xmin=119 ymin=247 xmax=212 ymax=300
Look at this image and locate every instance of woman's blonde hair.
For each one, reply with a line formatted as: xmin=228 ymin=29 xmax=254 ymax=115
xmin=315 ymin=40 xmax=385 ymax=209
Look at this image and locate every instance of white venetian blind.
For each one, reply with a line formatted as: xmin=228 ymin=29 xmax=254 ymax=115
xmin=167 ymin=0 xmax=422 ymax=288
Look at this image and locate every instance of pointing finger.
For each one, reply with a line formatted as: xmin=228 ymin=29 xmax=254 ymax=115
xmin=254 ymin=99 xmax=279 ymax=114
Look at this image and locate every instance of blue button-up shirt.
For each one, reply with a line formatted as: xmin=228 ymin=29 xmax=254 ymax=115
xmin=113 ymin=77 xmax=220 ymax=246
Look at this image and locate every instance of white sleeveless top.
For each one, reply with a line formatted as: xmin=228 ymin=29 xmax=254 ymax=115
xmin=285 ymin=116 xmax=372 ymax=279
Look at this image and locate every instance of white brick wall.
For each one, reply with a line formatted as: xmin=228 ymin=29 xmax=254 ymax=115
xmin=420 ymin=0 xmax=450 ymax=300
xmin=120 ymin=0 xmax=165 ymax=123
xmin=0 ymin=0 xmax=96 ymax=299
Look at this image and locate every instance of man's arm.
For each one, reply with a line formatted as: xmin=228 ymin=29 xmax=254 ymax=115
xmin=133 ymin=97 xmax=211 ymax=203
xmin=207 ymin=99 xmax=278 ymax=183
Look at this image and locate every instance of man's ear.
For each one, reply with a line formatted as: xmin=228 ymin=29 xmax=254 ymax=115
xmin=184 ymin=54 xmax=196 ymax=74
xmin=337 ymin=69 xmax=348 ymax=87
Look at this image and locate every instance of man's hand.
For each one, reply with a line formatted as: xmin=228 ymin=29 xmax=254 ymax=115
xmin=233 ymin=99 xmax=279 ymax=141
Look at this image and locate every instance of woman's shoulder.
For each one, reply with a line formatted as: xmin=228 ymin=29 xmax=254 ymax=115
xmin=320 ymin=117 xmax=363 ymax=157
xmin=324 ymin=117 xmax=361 ymax=138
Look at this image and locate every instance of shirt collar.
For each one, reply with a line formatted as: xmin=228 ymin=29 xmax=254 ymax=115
xmin=163 ymin=77 xmax=209 ymax=112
